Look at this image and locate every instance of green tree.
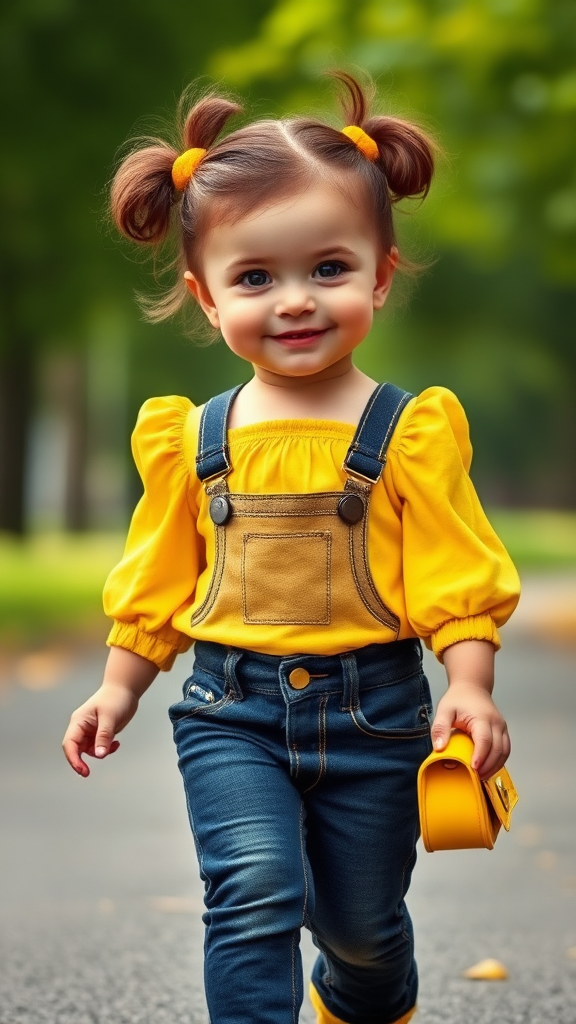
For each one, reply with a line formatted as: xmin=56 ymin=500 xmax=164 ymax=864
xmin=0 ymin=0 xmax=270 ymax=533
xmin=209 ymin=0 xmax=576 ymax=504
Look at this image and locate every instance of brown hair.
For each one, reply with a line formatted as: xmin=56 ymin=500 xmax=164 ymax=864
xmin=110 ymin=72 xmax=436 ymax=322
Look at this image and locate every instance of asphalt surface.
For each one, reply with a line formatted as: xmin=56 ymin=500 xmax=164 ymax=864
xmin=1 ymin=627 xmax=576 ymax=1023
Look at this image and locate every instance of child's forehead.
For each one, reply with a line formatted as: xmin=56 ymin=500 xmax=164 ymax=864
xmin=202 ymin=180 xmax=376 ymax=260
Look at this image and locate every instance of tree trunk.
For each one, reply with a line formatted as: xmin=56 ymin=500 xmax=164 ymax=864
xmin=63 ymin=352 xmax=88 ymax=531
xmin=0 ymin=340 xmax=33 ymax=535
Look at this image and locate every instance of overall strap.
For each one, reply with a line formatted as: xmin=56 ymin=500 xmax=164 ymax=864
xmin=344 ymin=383 xmax=413 ymax=484
xmin=195 ymin=384 xmax=245 ymax=483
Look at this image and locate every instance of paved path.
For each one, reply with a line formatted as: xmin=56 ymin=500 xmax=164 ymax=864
xmin=1 ymin=619 xmax=576 ymax=1022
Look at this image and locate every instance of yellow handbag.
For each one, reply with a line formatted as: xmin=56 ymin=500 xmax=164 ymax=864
xmin=417 ymin=730 xmax=519 ymax=852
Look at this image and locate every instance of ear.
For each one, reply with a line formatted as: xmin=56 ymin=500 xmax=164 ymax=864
xmin=372 ymin=247 xmax=398 ymax=310
xmin=184 ymin=271 xmax=220 ymax=330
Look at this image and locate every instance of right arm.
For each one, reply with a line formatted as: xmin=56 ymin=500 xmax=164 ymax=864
xmin=62 ymin=646 xmax=158 ymax=777
xmin=62 ymin=396 xmax=201 ymax=776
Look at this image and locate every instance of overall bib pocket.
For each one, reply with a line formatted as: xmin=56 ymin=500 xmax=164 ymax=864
xmin=242 ymin=531 xmax=331 ymax=625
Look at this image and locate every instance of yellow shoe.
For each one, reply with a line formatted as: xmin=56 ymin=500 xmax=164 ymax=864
xmin=309 ymin=982 xmax=416 ymax=1024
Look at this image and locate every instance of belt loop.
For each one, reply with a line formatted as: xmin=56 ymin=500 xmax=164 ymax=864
xmin=340 ymin=651 xmax=359 ymax=712
xmin=224 ymin=648 xmax=244 ymax=701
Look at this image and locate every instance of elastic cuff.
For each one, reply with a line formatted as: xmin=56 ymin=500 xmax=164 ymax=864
xmin=431 ymin=613 xmax=501 ymax=662
xmin=106 ymin=620 xmax=190 ymax=671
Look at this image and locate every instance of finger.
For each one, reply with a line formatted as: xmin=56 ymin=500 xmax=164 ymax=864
xmin=62 ymin=726 xmax=91 ymax=777
xmin=470 ymin=721 xmax=493 ymax=773
xmin=478 ymin=736 xmax=503 ymax=780
xmin=86 ymin=739 xmax=121 ymax=759
xmin=94 ymin=719 xmax=118 ymax=757
xmin=431 ymin=706 xmax=456 ymax=751
xmin=479 ymin=726 xmax=510 ymax=780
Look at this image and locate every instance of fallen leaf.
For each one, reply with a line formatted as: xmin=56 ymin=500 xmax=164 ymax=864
xmin=462 ymin=958 xmax=509 ymax=980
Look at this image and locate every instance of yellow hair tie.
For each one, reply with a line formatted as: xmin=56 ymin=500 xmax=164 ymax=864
xmin=341 ymin=125 xmax=379 ymax=162
xmin=171 ymin=147 xmax=207 ymax=191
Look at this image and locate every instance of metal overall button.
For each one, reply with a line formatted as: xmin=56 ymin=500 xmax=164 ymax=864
xmin=289 ymin=668 xmax=311 ymax=690
xmin=337 ymin=493 xmax=364 ymax=525
xmin=209 ymin=495 xmax=233 ymax=525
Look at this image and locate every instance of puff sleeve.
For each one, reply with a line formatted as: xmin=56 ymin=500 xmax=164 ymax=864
xmin=103 ymin=396 xmax=200 ymax=671
xmin=388 ymin=387 xmax=520 ymax=660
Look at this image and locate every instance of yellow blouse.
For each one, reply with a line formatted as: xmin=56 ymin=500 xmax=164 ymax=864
xmin=104 ymin=387 xmax=520 ymax=670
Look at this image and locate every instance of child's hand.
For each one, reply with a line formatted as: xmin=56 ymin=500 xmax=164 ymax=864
xmin=431 ymin=683 xmax=510 ymax=781
xmin=62 ymin=682 xmax=139 ymax=777
xmin=62 ymin=646 xmax=159 ymax=777
xmin=431 ymin=639 xmax=510 ymax=781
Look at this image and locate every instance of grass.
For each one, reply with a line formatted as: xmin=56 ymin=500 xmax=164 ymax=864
xmin=1 ymin=510 xmax=576 ymax=649
xmin=0 ymin=532 xmax=125 ymax=649
xmin=487 ymin=509 xmax=576 ymax=569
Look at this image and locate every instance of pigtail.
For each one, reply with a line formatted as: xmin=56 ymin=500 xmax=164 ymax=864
xmin=110 ymin=142 xmax=177 ymax=244
xmin=330 ymin=70 xmax=435 ymax=201
xmin=181 ymin=95 xmax=242 ymax=151
xmin=110 ymin=94 xmax=242 ymax=247
xmin=365 ymin=117 xmax=435 ymax=201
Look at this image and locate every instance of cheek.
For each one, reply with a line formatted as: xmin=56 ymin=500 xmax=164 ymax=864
xmin=218 ymin=301 xmax=263 ymax=346
xmin=331 ymin=288 xmax=374 ymax=333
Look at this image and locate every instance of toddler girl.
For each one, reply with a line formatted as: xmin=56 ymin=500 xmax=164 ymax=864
xmin=63 ymin=73 xmax=520 ymax=1024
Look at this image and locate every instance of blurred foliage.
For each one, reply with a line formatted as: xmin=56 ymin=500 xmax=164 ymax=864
xmin=0 ymin=532 xmax=124 ymax=648
xmin=2 ymin=513 xmax=575 ymax=647
xmin=211 ymin=0 xmax=576 ymax=282
xmin=209 ymin=0 xmax=576 ymax=505
xmin=1 ymin=0 xmax=575 ymax=531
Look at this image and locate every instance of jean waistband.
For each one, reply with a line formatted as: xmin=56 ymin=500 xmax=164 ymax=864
xmin=192 ymin=639 xmax=423 ymax=696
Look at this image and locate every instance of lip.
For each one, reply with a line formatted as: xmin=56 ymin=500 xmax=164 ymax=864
xmin=271 ymin=328 xmax=329 ymax=347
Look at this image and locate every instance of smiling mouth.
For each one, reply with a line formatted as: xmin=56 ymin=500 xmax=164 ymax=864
xmin=273 ymin=328 xmax=328 ymax=341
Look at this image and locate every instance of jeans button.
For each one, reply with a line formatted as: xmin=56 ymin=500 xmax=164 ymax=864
xmin=289 ymin=667 xmax=310 ymax=689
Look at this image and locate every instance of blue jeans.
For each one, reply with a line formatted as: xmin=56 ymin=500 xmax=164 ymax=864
xmin=169 ymin=639 xmax=432 ymax=1024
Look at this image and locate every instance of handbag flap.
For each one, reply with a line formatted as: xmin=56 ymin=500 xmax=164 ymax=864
xmin=482 ymin=767 xmax=518 ymax=831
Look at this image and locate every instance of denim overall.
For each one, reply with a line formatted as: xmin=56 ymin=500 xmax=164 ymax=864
xmin=169 ymin=384 xmax=433 ymax=1024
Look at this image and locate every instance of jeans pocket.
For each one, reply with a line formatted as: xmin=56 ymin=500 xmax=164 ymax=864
xmin=350 ymin=672 xmax=431 ymax=739
xmin=168 ymin=666 xmax=233 ymax=722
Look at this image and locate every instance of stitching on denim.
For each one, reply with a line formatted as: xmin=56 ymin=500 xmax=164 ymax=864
xmin=346 ymin=504 xmax=400 ymax=631
xmin=290 ymin=733 xmax=301 ymax=778
xmin=349 ymin=708 xmax=430 ymax=740
xmin=378 ymin=392 xmax=411 ymax=460
xmin=298 ymin=800 xmax=309 ymax=927
xmin=291 ymin=930 xmax=298 ymax=1024
xmin=303 ymin=696 xmax=328 ymax=794
xmin=191 ymin=523 xmax=226 ymax=626
xmin=177 ymin=695 xmax=233 ymax=720
xmin=345 ymin=385 xmax=382 ymax=459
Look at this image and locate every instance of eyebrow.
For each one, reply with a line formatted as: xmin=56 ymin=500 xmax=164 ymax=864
xmin=225 ymin=246 xmax=358 ymax=274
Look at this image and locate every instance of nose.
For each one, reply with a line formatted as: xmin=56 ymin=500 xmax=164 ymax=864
xmin=275 ymin=282 xmax=316 ymax=318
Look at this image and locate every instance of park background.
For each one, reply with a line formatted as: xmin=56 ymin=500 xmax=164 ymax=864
xmin=1 ymin=0 xmax=576 ymax=655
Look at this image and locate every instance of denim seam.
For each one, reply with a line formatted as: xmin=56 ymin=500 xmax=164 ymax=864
xmin=303 ymin=696 xmax=328 ymax=794
xmin=176 ymin=695 xmax=233 ymax=719
xmin=339 ymin=670 xmax=423 ymax=707
xmin=289 ymin=729 xmax=301 ymax=779
xmin=400 ymin=825 xmax=419 ymax=941
xmin=349 ymin=708 xmax=430 ymax=740
xmin=190 ymin=521 xmax=226 ymax=625
xmin=295 ymin=801 xmax=309 ymax=1024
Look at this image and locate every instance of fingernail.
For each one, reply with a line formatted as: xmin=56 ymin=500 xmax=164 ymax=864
xmin=95 ymin=746 xmax=107 ymax=757
xmin=434 ymin=738 xmax=443 ymax=749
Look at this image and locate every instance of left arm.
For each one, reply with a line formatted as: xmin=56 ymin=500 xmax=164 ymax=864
xmin=431 ymin=639 xmax=510 ymax=780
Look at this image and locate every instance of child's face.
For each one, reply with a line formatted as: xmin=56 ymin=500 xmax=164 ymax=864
xmin=185 ymin=181 xmax=395 ymax=384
